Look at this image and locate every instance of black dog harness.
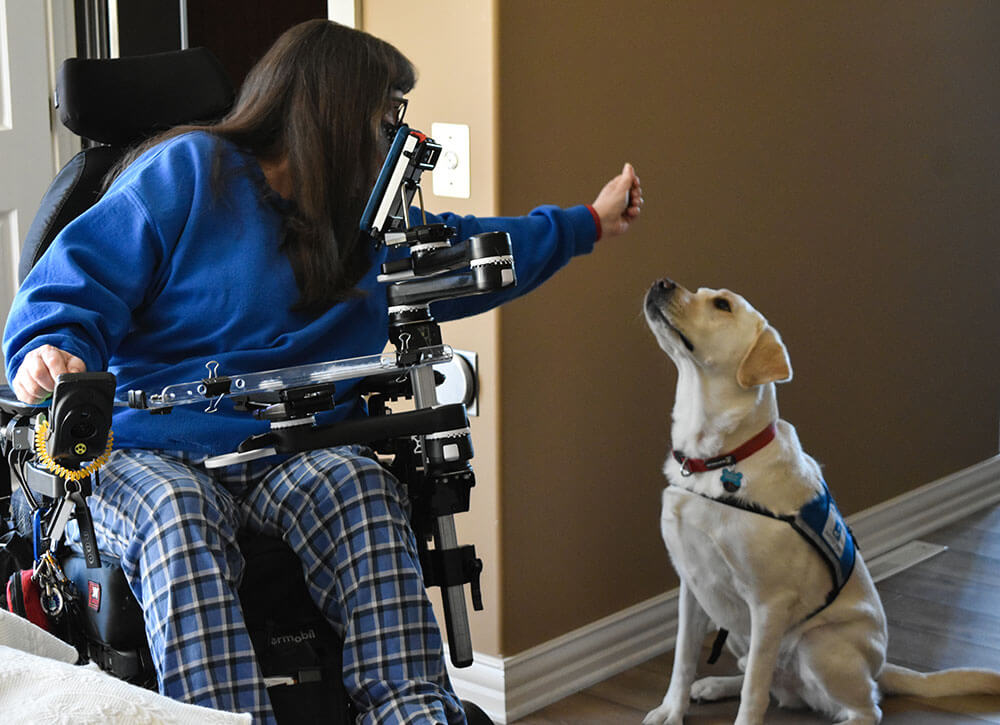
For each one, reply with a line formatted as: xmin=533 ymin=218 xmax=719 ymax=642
xmin=671 ymin=425 xmax=858 ymax=663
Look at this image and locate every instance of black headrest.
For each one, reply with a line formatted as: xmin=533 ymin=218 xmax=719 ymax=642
xmin=56 ymin=48 xmax=235 ymax=147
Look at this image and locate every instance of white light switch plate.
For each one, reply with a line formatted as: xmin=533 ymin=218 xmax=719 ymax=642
xmin=431 ymin=122 xmax=470 ymax=199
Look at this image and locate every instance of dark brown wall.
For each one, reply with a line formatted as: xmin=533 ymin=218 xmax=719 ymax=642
xmin=116 ymin=0 xmax=181 ymax=56
xmin=497 ymin=1 xmax=1000 ymax=653
xmin=187 ymin=0 xmax=326 ymax=88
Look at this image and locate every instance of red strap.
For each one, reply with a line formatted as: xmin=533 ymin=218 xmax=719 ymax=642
xmin=672 ymin=422 xmax=777 ymax=474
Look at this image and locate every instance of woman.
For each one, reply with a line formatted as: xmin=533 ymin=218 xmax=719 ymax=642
xmin=4 ymin=20 xmax=641 ymax=724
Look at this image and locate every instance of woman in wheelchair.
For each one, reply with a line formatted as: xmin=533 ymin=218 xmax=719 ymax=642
xmin=3 ymin=19 xmax=642 ymax=725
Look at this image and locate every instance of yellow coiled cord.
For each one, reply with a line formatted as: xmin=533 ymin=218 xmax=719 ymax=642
xmin=34 ymin=418 xmax=114 ymax=481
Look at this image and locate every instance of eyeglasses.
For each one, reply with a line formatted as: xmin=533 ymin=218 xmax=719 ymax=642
xmin=390 ymin=97 xmax=408 ymax=126
xmin=382 ymin=97 xmax=408 ymax=141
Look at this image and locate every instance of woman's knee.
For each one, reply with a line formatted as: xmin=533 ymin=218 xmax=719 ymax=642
xmin=287 ymin=446 xmax=402 ymax=502
xmin=248 ymin=447 xmax=408 ymax=542
xmin=101 ymin=450 xmax=238 ymax=546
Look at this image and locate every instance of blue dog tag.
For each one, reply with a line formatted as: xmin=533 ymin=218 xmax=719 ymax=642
xmin=721 ymin=469 xmax=743 ymax=492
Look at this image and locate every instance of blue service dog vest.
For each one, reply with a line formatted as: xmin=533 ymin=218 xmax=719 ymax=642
xmin=792 ymin=482 xmax=856 ymax=599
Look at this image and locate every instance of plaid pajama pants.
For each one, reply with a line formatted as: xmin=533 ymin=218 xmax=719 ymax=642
xmin=72 ymin=445 xmax=465 ymax=724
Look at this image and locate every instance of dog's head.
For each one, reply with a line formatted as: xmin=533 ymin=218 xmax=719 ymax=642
xmin=644 ymin=278 xmax=792 ymax=388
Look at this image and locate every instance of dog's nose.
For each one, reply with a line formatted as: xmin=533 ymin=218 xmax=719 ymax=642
xmin=654 ymin=278 xmax=677 ymax=297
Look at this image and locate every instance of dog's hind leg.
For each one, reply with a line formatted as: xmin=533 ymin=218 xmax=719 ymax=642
xmin=643 ymin=581 xmax=712 ymax=725
xmin=832 ymin=714 xmax=880 ymax=725
xmin=691 ymin=674 xmax=743 ymax=702
xmin=796 ymin=632 xmax=882 ymax=725
xmin=823 ymin=685 xmax=881 ymax=725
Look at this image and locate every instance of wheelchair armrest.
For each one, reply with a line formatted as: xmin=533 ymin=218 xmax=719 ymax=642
xmin=0 ymin=383 xmax=47 ymax=418
xmin=237 ymin=403 xmax=469 ymax=455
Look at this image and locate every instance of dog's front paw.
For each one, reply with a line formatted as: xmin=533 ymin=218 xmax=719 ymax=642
xmin=690 ymin=674 xmax=743 ymax=702
xmin=642 ymin=703 xmax=684 ymax=725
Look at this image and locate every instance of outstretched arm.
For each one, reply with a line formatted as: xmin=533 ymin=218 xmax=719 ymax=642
xmin=409 ymin=162 xmax=645 ymax=321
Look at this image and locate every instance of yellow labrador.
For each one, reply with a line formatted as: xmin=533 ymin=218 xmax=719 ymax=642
xmin=642 ymin=278 xmax=1000 ymax=725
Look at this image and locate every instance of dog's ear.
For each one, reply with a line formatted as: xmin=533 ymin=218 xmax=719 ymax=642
xmin=737 ymin=325 xmax=792 ymax=388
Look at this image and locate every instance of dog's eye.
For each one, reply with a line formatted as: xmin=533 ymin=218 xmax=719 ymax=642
xmin=713 ymin=297 xmax=732 ymax=312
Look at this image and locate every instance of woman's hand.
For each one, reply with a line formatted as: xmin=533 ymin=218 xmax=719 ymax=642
xmin=592 ymin=162 xmax=643 ymax=239
xmin=12 ymin=344 xmax=87 ymax=404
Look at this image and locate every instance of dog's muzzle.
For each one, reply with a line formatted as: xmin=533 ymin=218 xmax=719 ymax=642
xmin=645 ymin=279 xmax=694 ymax=352
xmin=644 ymin=278 xmax=675 ymax=318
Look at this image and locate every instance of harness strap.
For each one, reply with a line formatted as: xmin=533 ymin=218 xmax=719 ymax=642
xmin=707 ymin=628 xmax=729 ymax=665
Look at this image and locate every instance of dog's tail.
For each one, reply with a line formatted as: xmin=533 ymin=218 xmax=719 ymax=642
xmin=878 ymin=663 xmax=1000 ymax=697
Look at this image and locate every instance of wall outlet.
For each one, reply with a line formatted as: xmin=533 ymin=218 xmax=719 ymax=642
xmin=431 ymin=122 xmax=470 ymax=199
xmin=434 ymin=349 xmax=478 ymax=416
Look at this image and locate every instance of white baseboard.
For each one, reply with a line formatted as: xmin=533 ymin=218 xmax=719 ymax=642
xmin=847 ymin=455 xmax=1000 ymax=559
xmin=449 ymin=591 xmax=678 ymax=724
xmin=448 ymin=455 xmax=1000 ymax=724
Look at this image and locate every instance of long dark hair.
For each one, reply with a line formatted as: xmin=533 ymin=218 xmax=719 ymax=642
xmin=113 ymin=20 xmax=416 ymax=311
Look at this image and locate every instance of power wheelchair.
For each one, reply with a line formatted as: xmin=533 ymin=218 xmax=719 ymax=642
xmin=0 ymin=49 xmax=500 ymax=725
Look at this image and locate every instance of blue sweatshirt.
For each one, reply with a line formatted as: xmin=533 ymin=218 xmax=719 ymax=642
xmin=4 ymin=131 xmax=596 ymax=456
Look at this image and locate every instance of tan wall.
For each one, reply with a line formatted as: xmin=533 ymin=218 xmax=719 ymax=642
xmin=370 ymin=1 xmax=1000 ymax=657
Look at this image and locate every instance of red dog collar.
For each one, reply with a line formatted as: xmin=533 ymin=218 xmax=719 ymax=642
xmin=672 ymin=422 xmax=777 ymax=477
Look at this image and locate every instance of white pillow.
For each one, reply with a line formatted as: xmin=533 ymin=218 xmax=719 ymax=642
xmin=0 ymin=610 xmax=251 ymax=724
